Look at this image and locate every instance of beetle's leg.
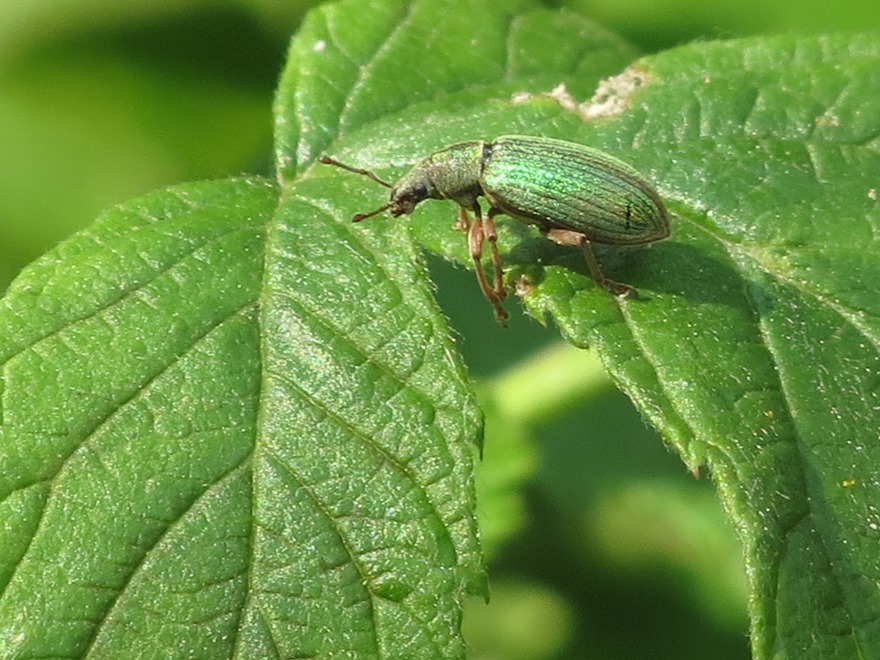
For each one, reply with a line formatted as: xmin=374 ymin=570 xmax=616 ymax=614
xmin=454 ymin=207 xmax=470 ymax=232
xmin=484 ymin=208 xmax=507 ymax=301
xmin=467 ymin=205 xmax=509 ymax=324
xmin=544 ymin=228 xmax=636 ymax=298
xmin=581 ymin=240 xmax=636 ymax=297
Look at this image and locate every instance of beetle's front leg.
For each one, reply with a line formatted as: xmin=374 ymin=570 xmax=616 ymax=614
xmin=467 ymin=205 xmax=509 ymax=324
xmin=544 ymin=228 xmax=636 ymax=298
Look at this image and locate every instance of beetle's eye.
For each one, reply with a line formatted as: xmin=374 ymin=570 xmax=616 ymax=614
xmin=413 ymin=182 xmax=428 ymax=199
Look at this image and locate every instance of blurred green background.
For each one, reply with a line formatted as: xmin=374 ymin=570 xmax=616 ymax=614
xmin=3 ymin=1 xmax=879 ymax=658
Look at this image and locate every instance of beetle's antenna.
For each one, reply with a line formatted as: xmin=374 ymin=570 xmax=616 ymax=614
xmin=319 ymin=155 xmax=393 ymax=188
xmin=352 ymin=203 xmax=393 ymax=223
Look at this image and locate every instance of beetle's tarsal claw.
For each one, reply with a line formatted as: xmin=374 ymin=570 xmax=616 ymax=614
xmin=602 ymin=279 xmax=638 ymax=298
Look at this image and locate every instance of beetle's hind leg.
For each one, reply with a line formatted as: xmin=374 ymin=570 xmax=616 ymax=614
xmin=544 ymin=228 xmax=637 ymax=298
xmin=460 ymin=206 xmax=509 ymax=325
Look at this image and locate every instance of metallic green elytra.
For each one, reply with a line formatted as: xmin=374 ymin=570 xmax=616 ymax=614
xmin=319 ymin=135 xmax=669 ymax=325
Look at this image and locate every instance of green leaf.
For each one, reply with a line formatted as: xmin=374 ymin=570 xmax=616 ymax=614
xmin=523 ymin=35 xmax=880 ymax=658
xmin=273 ymin=0 xmax=637 ymax=179
xmin=3 ymin=0 xmax=879 ymax=657
xmin=276 ymin=1 xmax=880 ymax=656
xmin=0 ymin=174 xmax=483 ymax=657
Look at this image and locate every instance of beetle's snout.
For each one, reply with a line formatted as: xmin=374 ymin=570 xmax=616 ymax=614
xmin=389 ymin=195 xmax=417 ymax=217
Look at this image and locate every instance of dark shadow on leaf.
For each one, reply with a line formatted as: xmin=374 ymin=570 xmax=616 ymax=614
xmin=503 ymin=229 xmax=753 ymax=310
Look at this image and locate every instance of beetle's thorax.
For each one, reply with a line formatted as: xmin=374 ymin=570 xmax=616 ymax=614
xmin=389 ymin=140 xmax=486 ymax=215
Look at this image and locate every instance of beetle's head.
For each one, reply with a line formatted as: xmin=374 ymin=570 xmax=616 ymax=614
xmin=387 ymin=170 xmax=436 ymax=217
xmin=318 ymin=154 xmax=440 ymax=223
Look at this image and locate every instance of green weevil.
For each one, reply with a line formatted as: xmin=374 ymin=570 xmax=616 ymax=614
xmin=319 ymin=134 xmax=669 ymax=324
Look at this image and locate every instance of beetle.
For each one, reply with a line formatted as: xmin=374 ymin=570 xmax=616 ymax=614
xmin=319 ymin=135 xmax=669 ymax=324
